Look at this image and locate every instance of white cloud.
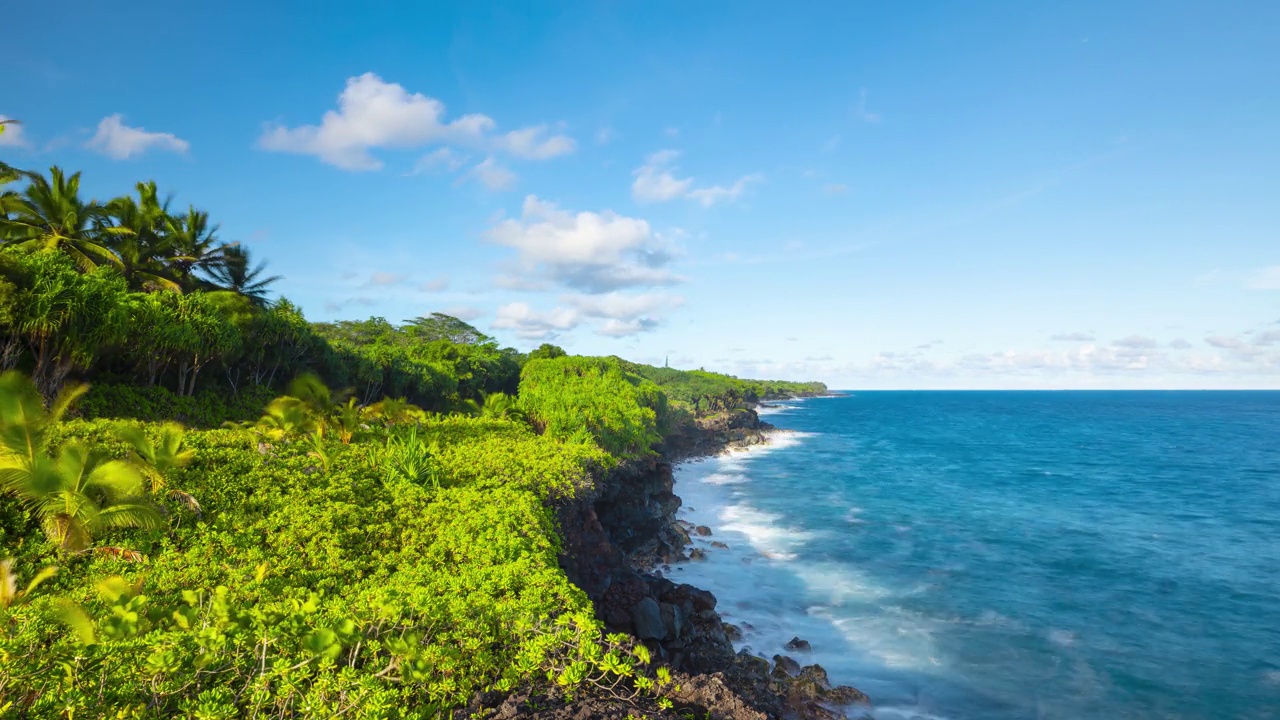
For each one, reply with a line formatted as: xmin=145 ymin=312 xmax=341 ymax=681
xmin=595 ymin=127 xmax=615 ymax=145
xmin=412 ymin=147 xmax=467 ymax=174
xmin=1169 ymin=338 xmax=1193 ymax=349
xmin=364 ymin=272 xmax=407 ymax=287
xmin=0 ymin=116 xmax=27 ymax=147
xmin=487 ymin=195 xmax=681 ymax=293
xmin=632 ymin=150 xmax=693 ymax=202
xmin=86 ymin=114 xmax=189 ymax=159
xmin=492 ymin=302 xmax=580 ymax=340
xmin=687 ymin=173 xmax=765 ymax=207
xmin=421 ymin=276 xmax=450 ymax=292
xmin=598 ymin=318 xmax=660 ymax=337
xmin=1247 ymin=266 xmax=1280 ymax=290
xmin=464 ymin=157 xmax=517 ymax=191
xmin=823 ymin=183 xmax=849 ymax=195
xmin=631 ymin=150 xmax=762 ymax=206
xmin=565 ymin=291 xmax=683 ymax=320
xmin=259 ymin=72 xmax=573 ymax=171
xmin=442 ymin=305 xmax=484 ymax=321
xmin=496 ymin=125 xmax=575 ymax=160
xmin=1205 ymin=335 xmax=1244 ymax=349
xmin=1112 ymin=335 xmax=1159 ymax=349
xmin=1051 ymin=332 xmax=1096 ymax=342
xmin=1254 ymin=330 xmax=1280 ymax=347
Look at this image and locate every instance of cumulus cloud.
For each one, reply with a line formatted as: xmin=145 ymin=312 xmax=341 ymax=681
xmin=1051 ymin=332 xmax=1096 ymax=342
xmin=86 ymin=114 xmax=189 ymax=159
xmin=496 ymin=125 xmax=575 ymax=160
xmin=491 ymin=302 xmax=580 ymax=340
xmin=1169 ymin=338 xmax=1193 ymax=349
xmin=259 ymin=73 xmax=573 ymax=171
xmin=442 ymin=305 xmax=484 ymax=321
xmin=1112 ymin=335 xmax=1159 ymax=349
xmin=1205 ymin=335 xmax=1244 ymax=349
xmin=1254 ymin=330 xmax=1280 ymax=347
xmin=595 ymin=127 xmax=615 ymax=145
xmin=0 ymin=116 xmax=27 ymax=147
xmin=487 ymin=195 xmax=681 ymax=293
xmin=631 ymin=150 xmax=761 ymax=206
xmin=412 ymin=147 xmax=467 ymax=174
xmin=463 ymin=157 xmax=517 ymax=191
xmin=565 ymin=291 xmax=683 ymax=320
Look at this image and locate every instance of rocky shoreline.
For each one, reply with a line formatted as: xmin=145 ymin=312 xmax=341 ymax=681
xmin=472 ymin=395 xmax=871 ymax=720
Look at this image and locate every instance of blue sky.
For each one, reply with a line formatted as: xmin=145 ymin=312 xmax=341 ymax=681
xmin=4 ymin=1 xmax=1279 ymax=388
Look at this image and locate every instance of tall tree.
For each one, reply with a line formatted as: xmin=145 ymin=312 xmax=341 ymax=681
xmin=102 ymin=181 xmax=181 ymax=292
xmin=0 ymin=167 xmax=122 ymax=271
xmin=204 ymin=244 xmax=279 ymax=308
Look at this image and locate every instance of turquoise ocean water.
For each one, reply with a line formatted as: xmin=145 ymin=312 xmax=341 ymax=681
xmin=671 ymin=392 xmax=1280 ymax=719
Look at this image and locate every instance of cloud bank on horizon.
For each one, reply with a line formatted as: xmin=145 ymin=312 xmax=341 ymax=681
xmin=3 ymin=2 xmax=1279 ymax=388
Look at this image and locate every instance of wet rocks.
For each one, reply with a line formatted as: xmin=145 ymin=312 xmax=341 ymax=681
xmin=785 ymin=636 xmax=812 ymax=652
xmin=689 ymin=548 xmax=707 ymax=561
xmin=711 ymin=541 xmax=729 ymax=549
xmin=630 ymin=597 xmax=666 ymax=640
xmin=694 ymin=525 xmax=713 ymax=536
xmin=772 ymin=654 xmax=801 ymax=677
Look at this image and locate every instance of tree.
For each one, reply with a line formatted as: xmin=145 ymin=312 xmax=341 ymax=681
xmin=404 ymin=313 xmax=492 ymax=345
xmin=165 ymin=207 xmax=227 ymax=286
xmin=0 ymin=167 xmax=122 ymax=271
xmin=102 ymin=181 xmax=181 ymax=292
xmin=527 ymin=343 xmax=567 ymax=361
xmin=0 ymin=372 xmax=162 ymax=553
xmin=115 ymin=422 xmax=194 ymax=494
xmin=205 ymin=244 xmax=279 ymax=308
xmin=0 ymin=250 xmax=129 ymax=400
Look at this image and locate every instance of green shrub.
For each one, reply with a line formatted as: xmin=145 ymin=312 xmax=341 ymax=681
xmin=77 ymin=383 xmax=275 ymax=428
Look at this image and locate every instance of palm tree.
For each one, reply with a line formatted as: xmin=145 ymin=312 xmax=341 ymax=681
xmin=115 ymin=422 xmax=194 ymax=494
xmin=165 ymin=206 xmax=226 ymax=285
xmin=480 ymin=392 xmax=524 ymax=421
xmin=252 ymin=396 xmax=316 ymax=441
xmin=368 ymin=396 xmax=425 ymax=426
xmin=205 ymin=244 xmax=279 ymax=308
xmin=0 ymin=167 xmax=121 ymax=271
xmin=0 ymin=372 xmax=162 ymax=553
xmin=102 ymin=182 xmax=181 ymax=292
xmin=1 ymin=558 xmax=57 ymax=610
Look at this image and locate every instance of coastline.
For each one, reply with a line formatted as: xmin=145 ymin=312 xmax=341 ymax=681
xmin=519 ymin=393 xmax=872 ymax=720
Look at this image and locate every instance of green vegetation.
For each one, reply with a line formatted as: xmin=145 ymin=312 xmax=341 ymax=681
xmin=0 ymin=164 xmax=824 ymax=717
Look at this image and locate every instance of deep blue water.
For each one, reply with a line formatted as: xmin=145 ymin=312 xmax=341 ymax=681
xmin=671 ymin=392 xmax=1280 ymax=720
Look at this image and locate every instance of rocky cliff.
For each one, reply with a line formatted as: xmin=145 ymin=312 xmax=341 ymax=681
xmin=484 ymin=402 xmax=872 ymax=720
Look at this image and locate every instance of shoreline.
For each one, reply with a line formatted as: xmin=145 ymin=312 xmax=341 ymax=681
xmin=554 ymin=393 xmax=873 ymax=720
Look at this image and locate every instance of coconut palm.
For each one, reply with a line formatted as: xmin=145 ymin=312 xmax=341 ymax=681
xmin=1 ymin=167 xmax=121 ymax=271
xmin=165 ymin=206 xmax=226 ymax=285
xmin=102 ymin=182 xmax=181 ymax=292
xmin=205 ymin=244 xmax=279 ymax=308
xmin=252 ymin=396 xmax=316 ymax=441
xmin=0 ymin=372 xmax=162 ymax=553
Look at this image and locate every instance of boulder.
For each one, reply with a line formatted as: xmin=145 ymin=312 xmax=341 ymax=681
xmin=785 ymin=636 xmax=812 ymax=652
xmin=630 ymin=597 xmax=666 ymax=640
xmin=694 ymin=525 xmax=713 ymax=536
xmin=711 ymin=541 xmax=730 ymax=549
xmin=724 ymin=623 xmax=744 ymax=641
xmin=659 ymin=602 xmax=684 ymax=640
xmin=689 ymin=548 xmax=707 ymax=561
xmin=772 ymin=654 xmax=801 ymax=677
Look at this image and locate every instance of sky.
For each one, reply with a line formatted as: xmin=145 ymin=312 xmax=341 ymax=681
xmin=3 ymin=1 xmax=1279 ymax=389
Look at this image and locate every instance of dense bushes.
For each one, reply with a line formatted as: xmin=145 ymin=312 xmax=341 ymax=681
xmin=77 ymin=383 xmax=276 ymax=427
xmin=518 ymin=356 xmax=667 ymax=459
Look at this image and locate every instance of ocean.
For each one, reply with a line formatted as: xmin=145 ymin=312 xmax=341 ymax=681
xmin=670 ymin=391 xmax=1280 ymax=720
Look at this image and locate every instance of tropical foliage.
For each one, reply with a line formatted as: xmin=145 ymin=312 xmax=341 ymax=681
xmin=0 ymin=162 xmax=826 ymax=716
